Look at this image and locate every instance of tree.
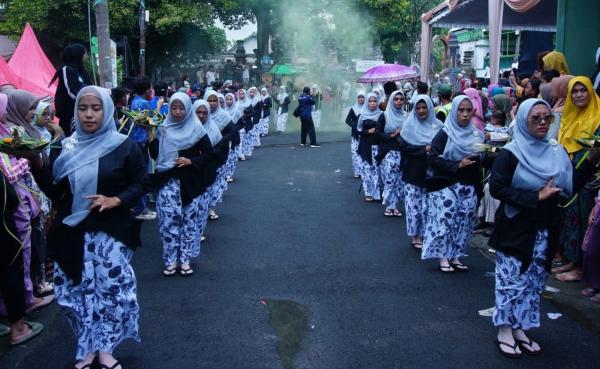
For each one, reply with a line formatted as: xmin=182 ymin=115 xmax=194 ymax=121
xmin=360 ymin=0 xmax=438 ymax=64
xmin=95 ymin=0 xmax=113 ymax=87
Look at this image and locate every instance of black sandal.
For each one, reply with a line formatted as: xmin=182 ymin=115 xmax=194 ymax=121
xmin=180 ymin=266 xmax=194 ymax=277
xmin=515 ymin=337 xmax=542 ymax=355
xmin=411 ymin=242 xmax=423 ymax=250
xmin=101 ymin=361 xmax=123 ymax=369
xmin=450 ymin=262 xmax=469 ymax=272
xmin=163 ymin=266 xmax=177 ymax=277
xmin=393 ymin=209 xmax=403 ymax=217
xmin=384 ymin=209 xmax=394 ymax=217
xmin=439 ymin=265 xmax=455 ymax=273
xmin=495 ymin=339 xmax=522 ymax=358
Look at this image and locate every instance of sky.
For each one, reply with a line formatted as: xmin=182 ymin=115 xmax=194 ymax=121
xmin=215 ymin=19 xmax=257 ymax=42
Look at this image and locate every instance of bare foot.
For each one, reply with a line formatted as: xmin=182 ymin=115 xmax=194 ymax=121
xmin=75 ymin=352 xmax=96 ymax=369
xmin=98 ymin=352 xmax=121 ymax=369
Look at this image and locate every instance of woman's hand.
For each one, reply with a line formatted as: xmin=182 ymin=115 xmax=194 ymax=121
xmin=367 ymin=128 xmax=376 ymax=134
xmin=425 ymin=145 xmax=431 ymax=153
xmin=146 ymin=127 xmax=155 ymax=142
xmin=86 ymin=195 xmax=121 ymax=212
xmin=538 ymin=177 xmax=561 ymax=201
xmin=458 ymin=157 xmax=476 ymax=168
xmin=175 ymin=157 xmax=192 ymax=167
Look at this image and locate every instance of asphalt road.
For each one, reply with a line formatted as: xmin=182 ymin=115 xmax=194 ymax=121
xmin=2 ymin=129 xmax=600 ymax=369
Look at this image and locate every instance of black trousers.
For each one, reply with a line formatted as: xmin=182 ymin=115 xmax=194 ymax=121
xmin=300 ymin=116 xmax=317 ymax=145
xmin=0 ymin=244 xmax=25 ymax=323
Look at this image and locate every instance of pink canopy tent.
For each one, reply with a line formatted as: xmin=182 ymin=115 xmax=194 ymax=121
xmin=8 ymin=23 xmax=56 ymax=96
xmin=0 ymin=56 xmax=52 ymax=97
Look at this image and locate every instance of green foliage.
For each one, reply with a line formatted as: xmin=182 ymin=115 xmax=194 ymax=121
xmin=360 ymin=0 xmax=438 ymax=64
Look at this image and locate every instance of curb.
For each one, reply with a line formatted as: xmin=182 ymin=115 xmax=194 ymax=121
xmin=470 ymin=233 xmax=600 ymax=333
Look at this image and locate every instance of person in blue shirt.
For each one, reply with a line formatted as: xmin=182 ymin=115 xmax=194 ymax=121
xmin=297 ymin=86 xmax=319 ymax=147
xmin=130 ymin=77 xmax=156 ymax=220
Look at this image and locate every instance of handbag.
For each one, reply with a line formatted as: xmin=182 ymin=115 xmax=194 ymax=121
xmin=292 ymin=105 xmax=300 ymax=118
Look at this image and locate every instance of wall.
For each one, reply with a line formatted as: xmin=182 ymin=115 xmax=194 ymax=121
xmin=556 ymin=0 xmax=600 ymax=76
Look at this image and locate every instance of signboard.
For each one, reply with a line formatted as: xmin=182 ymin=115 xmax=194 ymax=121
xmin=355 ymin=60 xmax=384 ymax=73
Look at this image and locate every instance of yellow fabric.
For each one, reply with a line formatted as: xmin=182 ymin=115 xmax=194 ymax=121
xmin=543 ymin=51 xmax=570 ymax=74
xmin=558 ymin=76 xmax=600 ymax=155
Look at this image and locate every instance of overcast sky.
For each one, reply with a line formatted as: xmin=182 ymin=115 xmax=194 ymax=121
xmin=215 ymin=19 xmax=257 ymax=42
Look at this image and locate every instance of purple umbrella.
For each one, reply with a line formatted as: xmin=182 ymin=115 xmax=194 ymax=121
xmin=357 ymin=64 xmax=419 ymax=83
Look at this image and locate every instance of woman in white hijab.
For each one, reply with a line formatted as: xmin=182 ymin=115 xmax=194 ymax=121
xmin=376 ymin=90 xmax=407 ymax=217
xmin=345 ymin=90 xmax=365 ymax=178
xmin=422 ymin=95 xmax=483 ymax=273
xmin=246 ymin=86 xmax=262 ymax=149
xmin=149 ymin=92 xmax=213 ymax=278
xmin=224 ymin=92 xmax=241 ymax=181
xmin=311 ymin=84 xmax=322 ymax=128
xmin=275 ymin=85 xmax=291 ymax=133
xmin=258 ymin=87 xmax=272 ymax=136
xmin=236 ymin=88 xmax=250 ymax=160
xmin=32 ymin=86 xmax=148 ymax=369
xmin=357 ymin=92 xmax=383 ymax=201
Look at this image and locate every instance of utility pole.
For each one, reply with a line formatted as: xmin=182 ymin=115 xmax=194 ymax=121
xmin=139 ymin=0 xmax=147 ymax=76
xmin=95 ymin=0 xmax=113 ymax=87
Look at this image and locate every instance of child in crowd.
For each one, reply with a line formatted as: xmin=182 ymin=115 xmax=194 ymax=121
xmin=485 ymin=110 xmax=510 ymax=146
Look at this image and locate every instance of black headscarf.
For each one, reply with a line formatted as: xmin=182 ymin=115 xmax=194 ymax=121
xmin=49 ymin=43 xmax=91 ymax=87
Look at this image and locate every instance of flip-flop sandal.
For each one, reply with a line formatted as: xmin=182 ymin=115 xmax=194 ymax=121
xmin=515 ymin=337 xmax=542 ymax=355
xmin=384 ymin=210 xmax=394 ymax=217
xmin=393 ymin=210 xmax=403 ymax=217
xmin=439 ymin=265 xmax=455 ymax=273
xmin=201 ymin=235 xmax=206 ymax=242
xmin=101 ymin=361 xmax=122 ymax=369
xmin=495 ymin=339 xmax=522 ymax=358
xmin=9 ymin=321 xmax=44 ymax=346
xmin=180 ymin=266 xmax=194 ymax=277
xmin=582 ymin=287 xmax=598 ymax=297
xmin=26 ymin=294 xmax=54 ymax=313
xmin=209 ymin=214 xmax=220 ymax=221
xmin=450 ymin=263 xmax=469 ymax=272
xmin=411 ymin=242 xmax=423 ymax=250
xmin=365 ymin=197 xmax=374 ymax=202
xmin=163 ymin=266 xmax=177 ymax=277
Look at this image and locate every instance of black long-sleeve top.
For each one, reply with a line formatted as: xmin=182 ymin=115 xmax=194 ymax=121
xmin=398 ymin=137 xmax=428 ymax=188
xmin=488 ymin=149 xmax=596 ymax=273
xmin=222 ymin=120 xmax=240 ymax=148
xmin=357 ymin=119 xmax=379 ymax=164
xmin=251 ymin=103 xmax=262 ymax=126
xmin=426 ymin=130 xmax=488 ymax=194
xmin=375 ymin=114 xmax=402 ymax=160
xmin=275 ymin=96 xmax=291 ymax=114
xmin=239 ymin=106 xmax=255 ymax=132
xmin=260 ymin=97 xmax=272 ymax=118
xmin=345 ymin=109 xmax=359 ymax=139
xmin=149 ymin=135 xmax=214 ymax=205
xmin=33 ymin=138 xmax=148 ymax=284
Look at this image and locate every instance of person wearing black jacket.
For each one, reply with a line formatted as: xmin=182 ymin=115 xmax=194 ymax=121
xmin=149 ymin=93 xmax=213 ymax=278
xmin=30 ymin=86 xmax=147 ymax=369
xmin=345 ymin=90 xmax=365 ymax=178
xmin=50 ymin=44 xmax=90 ymax=136
xmin=489 ymin=99 xmax=600 ymax=358
xmin=398 ymin=95 xmax=443 ymax=249
xmin=223 ymin=92 xmax=242 ymax=182
xmin=275 ymin=85 xmax=291 ymax=133
xmin=376 ymin=91 xmax=407 ymax=217
xmin=357 ymin=92 xmax=383 ymax=202
xmin=258 ymin=87 xmax=272 ymax=136
xmin=423 ymin=95 xmax=485 ymax=273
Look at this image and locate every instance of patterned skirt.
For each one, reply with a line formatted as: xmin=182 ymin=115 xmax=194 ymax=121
xmin=312 ymin=109 xmax=322 ymax=128
xmin=381 ymin=150 xmax=404 ymax=209
xmin=277 ymin=112 xmax=289 ymax=132
xmin=422 ymin=183 xmax=477 ymax=259
xmin=359 ymin=146 xmax=382 ymax=199
xmin=403 ymin=183 xmax=427 ymax=238
xmin=156 ymin=179 xmax=206 ymax=266
xmin=493 ymin=230 xmax=549 ymax=330
xmin=54 ymin=232 xmax=140 ymax=360
xmin=351 ymin=138 xmax=360 ymax=177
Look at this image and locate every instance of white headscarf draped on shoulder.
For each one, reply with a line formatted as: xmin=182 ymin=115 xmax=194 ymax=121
xmin=155 ymin=92 xmax=207 ymax=173
xmin=277 ymin=86 xmax=288 ymax=105
xmin=224 ymin=92 xmax=241 ymax=123
xmin=383 ymin=90 xmax=407 ymax=134
xmin=399 ymin=95 xmax=443 ymax=146
xmin=357 ymin=92 xmax=382 ymax=132
xmin=441 ymin=95 xmax=484 ymax=161
xmin=193 ymin=99 xmax=223 ymax=147
xmin=351 ymin=90 xmax=366 ymax=116
xmin=247 ymin=86 xmax=260 ymax=107
xmin=53 ymin=86 xmax=128 ymax=226
xmin=204 ymin=90 xmax=232 ymax=131
xmin=503 ymin=99 xmax=573 ymax=218
xmin=260 ymin=87 xmax=270 ymax=102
